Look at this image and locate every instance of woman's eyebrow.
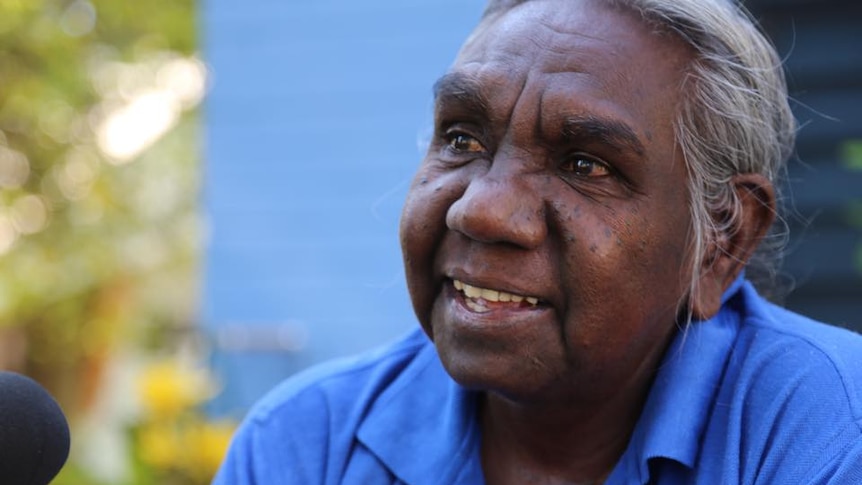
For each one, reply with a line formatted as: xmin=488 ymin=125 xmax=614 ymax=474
xmin=561 ymin=115 xmax=646 ymax=157
xmin=432 ymin=72 xmax=490 ymax=115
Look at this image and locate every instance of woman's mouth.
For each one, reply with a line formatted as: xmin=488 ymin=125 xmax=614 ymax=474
xmin=452 ymin=279 xmax=541 ymax=313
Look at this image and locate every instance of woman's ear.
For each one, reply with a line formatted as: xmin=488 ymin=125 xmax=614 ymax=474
xmin=689 ymin=174 xmax=776 ymax=319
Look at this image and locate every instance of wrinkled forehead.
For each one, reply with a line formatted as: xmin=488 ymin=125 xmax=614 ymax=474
xmin=454 ymin=0 xmax=683 ymax=90
xmin=447 ymin=0 xmax=692 ymax=125
xmin=461 ymin=0 xmax=637 ymax=60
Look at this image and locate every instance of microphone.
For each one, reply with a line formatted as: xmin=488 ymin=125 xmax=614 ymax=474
xmin=0 ymin=371 xmax=71 ymax=485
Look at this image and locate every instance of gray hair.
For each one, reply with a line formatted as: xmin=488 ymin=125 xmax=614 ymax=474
xmin=482 ymin=0 xmax=797 ymax=309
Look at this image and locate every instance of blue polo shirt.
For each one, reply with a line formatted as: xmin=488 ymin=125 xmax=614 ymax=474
xmin=213 ymin=279 xmax=862 ymax=484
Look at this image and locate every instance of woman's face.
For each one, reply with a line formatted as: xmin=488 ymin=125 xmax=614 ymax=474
xmin=400 ymin=0 xmax=697 ymax=403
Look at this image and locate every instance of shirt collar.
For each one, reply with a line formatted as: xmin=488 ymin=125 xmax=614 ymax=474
xmin=608 ymin=275 xmax=747 ymax=483
xmin=357 ymin=337 xmax=482 ymax=485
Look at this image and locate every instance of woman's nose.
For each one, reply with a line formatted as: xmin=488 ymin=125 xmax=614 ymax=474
xmin=445 ymin=170 xmax=546 ymax=249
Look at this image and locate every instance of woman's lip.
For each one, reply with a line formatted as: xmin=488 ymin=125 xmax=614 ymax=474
xmin=441 ymin=283 xmax=553 ymax=335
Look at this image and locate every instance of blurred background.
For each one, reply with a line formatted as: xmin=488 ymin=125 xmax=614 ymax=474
xmin=0 ymin=0 xmax=858 ymax=483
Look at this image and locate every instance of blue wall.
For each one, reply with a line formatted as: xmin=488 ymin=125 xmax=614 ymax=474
xmin=202 ymin=1 xmax=485 ymax=415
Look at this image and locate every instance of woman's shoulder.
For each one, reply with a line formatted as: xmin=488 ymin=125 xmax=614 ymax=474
xmin=213 ymin=328 xmax=437 ymax=484
xmin=711 ymin=289 xmax=862 ymax=482
xmin=248 ymin=328 xmax=434 ymax=426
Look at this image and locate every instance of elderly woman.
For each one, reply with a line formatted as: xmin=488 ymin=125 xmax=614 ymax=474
xmin=214 ymin=0 xmax=862 ymax=483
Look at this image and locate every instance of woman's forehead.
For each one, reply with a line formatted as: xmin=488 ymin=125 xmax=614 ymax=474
xmin=455 ymin=0 xmax=692 ymax=94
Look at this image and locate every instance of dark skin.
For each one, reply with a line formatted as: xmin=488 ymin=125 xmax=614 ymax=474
xmin=399 ymin=0 xmax=776 ymax=483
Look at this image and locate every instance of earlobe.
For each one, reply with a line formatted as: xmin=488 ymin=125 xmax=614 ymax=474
xmin=690 ymin=174 xmax=776 ymax=319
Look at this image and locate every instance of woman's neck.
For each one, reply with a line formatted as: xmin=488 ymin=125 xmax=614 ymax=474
xmin=478 ymin=380 xmax=649 ymax=485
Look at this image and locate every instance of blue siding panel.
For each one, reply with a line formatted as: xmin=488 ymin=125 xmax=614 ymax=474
xmin=203 ymin=0 xmax=485 ymax=415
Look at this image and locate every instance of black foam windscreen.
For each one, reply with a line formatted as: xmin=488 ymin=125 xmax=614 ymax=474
xmin=0 ymin=371 xmax=71 ymax=485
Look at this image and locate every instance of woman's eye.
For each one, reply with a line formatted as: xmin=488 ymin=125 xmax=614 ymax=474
xmin=447 ymin=133 xmax=485 ymax=153
xmin=560 ymin=155 xmax=610 ymax=177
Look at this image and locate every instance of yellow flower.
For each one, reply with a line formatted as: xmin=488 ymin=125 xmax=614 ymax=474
xmin=137 ymin=360 xmax=214 ymax=418
xmin=138 ymin=422 xmax=182 ymax=470
xmin=183 ymin=420 xmax=236 ymax=479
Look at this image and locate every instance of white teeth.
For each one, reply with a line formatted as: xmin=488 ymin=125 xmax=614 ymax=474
xmin=464 ymin=284 xmax=482 ymax=299
xmin=453 ymin=279 xmax=539 ymax=306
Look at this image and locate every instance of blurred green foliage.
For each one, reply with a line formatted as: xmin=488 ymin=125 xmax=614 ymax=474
xmin=0 ymin=0 xmax=199 ymax=430
xmin=841 ymin=140 xmax=862 ymax=275
xmin=841 ymin=140 xmax=862 ymax=173
xmin=0 ymin=0 xmax=220 ymax=482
